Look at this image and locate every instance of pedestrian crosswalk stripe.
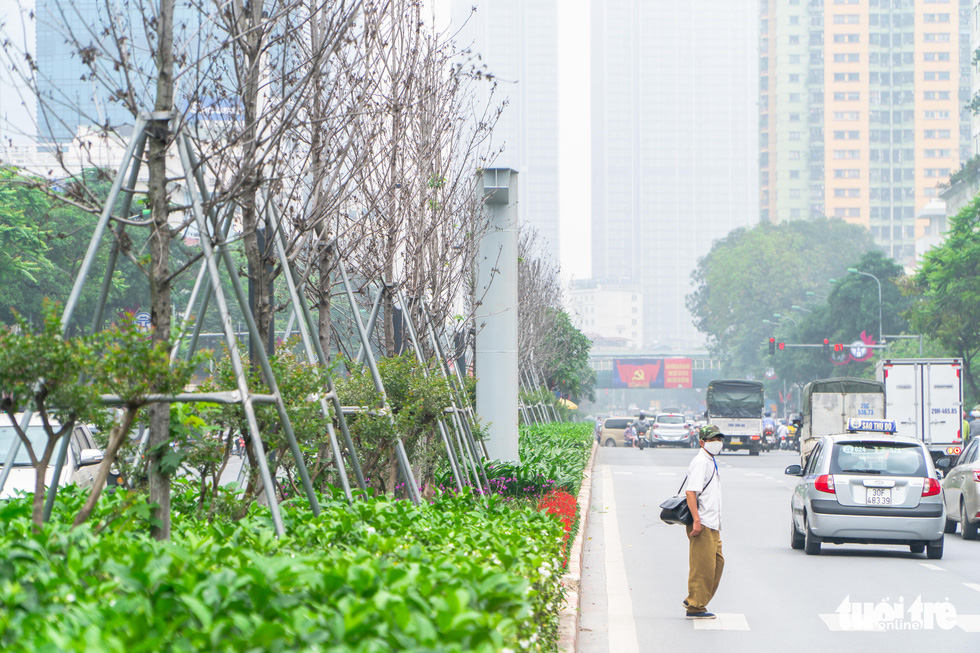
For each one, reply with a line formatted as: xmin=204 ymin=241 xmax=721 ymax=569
xmin=964 ymin=582 xmax=980 ymax=592
xmin=955 ymin=615 xmax=980 ymax=632
xmin=919 ymin=563 xmax=945 ymax=571
xmin=692 ymin=613 xmax=749 ymax=631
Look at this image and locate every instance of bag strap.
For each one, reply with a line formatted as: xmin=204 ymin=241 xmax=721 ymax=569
xmin=676 ymin=459 xmax=717 ymax=495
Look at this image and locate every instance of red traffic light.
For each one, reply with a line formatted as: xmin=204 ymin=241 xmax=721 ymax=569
xmin=823 ymin=338 xmax=829 ymax=345
xmin=769 ymin=337 xmax=775 ymax=344
xmin=834 ymin=343 xmax=844 ymax=352
xmin=778 ymin=342 xmax=785 ymax=350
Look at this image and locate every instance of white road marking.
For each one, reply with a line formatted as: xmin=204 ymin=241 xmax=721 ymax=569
xmin=957 ymin=615 xmax=980 ymax=632
xmin=819 ymin=614 xmax=879 ymax=632
xmin=692 ymin=613 xmax=750 ymax=631
xmin=919 ymin=563 xmax=945 ymax=572
xmin=614 ymin=471 xmax=634 ymax=475
xmin=964 ymin=582 xmax=980 ymax=592
xmin=602 ymin=465 xmax=640 ymax=653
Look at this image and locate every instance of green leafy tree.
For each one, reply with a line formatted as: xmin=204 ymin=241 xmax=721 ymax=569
xmin=540 ymin=309 xmax=595 ymax=404
xmin=907 ymin=194 xmax=980 ymax=402
xmin=0 ymin=304 xmax=102 ymax=525
xmin=770 ymin=250 xmax=909 ymax=391
xmin=687 ymin=218 xmax=877 ymax=378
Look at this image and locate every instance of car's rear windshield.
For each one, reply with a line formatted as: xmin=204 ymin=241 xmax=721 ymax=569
xmin=657 ymin=415 xmax=685 ymax=425
xmin=604 ymin=419 xmax=629 ymax=429
xmin=0 ymin=426 xmax=49 ymax=466
xmin=830 ymin=441 xmax=927 ymax=477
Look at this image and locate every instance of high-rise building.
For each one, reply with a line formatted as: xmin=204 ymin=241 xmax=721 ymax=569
xmin=450 ymin=0 xmax=561 ymax=264
xmin=760 ymin=0 xmax=972 ymax=265
xmin=591 ymin=1 xmax=759 ymax=348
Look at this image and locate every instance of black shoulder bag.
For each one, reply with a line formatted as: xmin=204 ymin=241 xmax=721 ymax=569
xmin=659 ymin=465 xmax=716 ymax=526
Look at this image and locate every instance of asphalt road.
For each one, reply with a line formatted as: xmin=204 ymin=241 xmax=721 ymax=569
xmin=578 ymin=445 xmax=980 ymax=652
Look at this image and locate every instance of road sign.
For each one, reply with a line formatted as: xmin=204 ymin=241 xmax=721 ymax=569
xmin=134 ymin=311 xmax=151 ymax=332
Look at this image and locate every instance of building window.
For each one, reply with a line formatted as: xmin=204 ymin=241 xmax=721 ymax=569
xmin=923 ymin=71 xmax=951 ymax=81
xmin=790 ymin=208 xmax=802 ymax=218
xmin=789 ymin=131 xmax=801 ymax=141
xmin=789 ymin=151 xmax=801 ymax=160
xmin=789 ymin=73 xmax=800 ymax=82
xmin=923 ymin=13 xmax=951 ymax=22
xmin=923 ymin=91 xmax=951 ymax=100
xmin=924 ymin=149 xmax=951 ymax=158
xmin=833 ymin=33 xmax=860 ymax=43
xmin=924 ymin=129 xmax=951 ymax=139
xmin=834 ymin=188 xmax=860 ymax=198
xmin=832 ymin=14 xmax=860 ymax=24
xmin=789 ymin=35 xmax=800 ymax=44
xmin=833 ymin=150 xmax=860 ymax=159
xmin=789 ymin=92 xmax=801 ymax=102
xmin=924 ymin=52 xmax=951 ymax=62
xmin=832 ymin=111 xmax=860 ymax=120
xmin=789 ymin=55 xmax=801 ymax=64
xmin=833 ymin=72 xmax=860 ymax=82
xmin=923 ymin=33 xmax=951 ymax=42
xmin=924 ymin=110 xmax=951 ymax=119
xmin=833 ymin=130 xmax=860 ymax=139
xmin=789 ymin=189 xmax=801 ymax=199
xmin=789 ymin=170 xmax=801 ymax=179
xmin=833 ymin=169 xmax=860 ymax=178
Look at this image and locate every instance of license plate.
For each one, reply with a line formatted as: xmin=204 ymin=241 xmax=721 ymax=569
xmin=866 ymin=488 xmax=892 ymax=505
xmin=729 ymin=438 xmax=741 ymax=445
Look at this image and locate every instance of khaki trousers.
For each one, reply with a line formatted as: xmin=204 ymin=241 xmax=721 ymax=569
xmin=684 ymin=525 xmax=724 ymax=613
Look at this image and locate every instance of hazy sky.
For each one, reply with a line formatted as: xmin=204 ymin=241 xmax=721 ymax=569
xmin=0 ymin=0 xmax=592 ymax=280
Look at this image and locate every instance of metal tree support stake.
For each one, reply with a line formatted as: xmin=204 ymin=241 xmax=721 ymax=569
xmin=338 ymin=262 xmax=422 ymax=504
xmin=265 ymin=196 xmax=362 ymax=501
xmin=179 ymin=137 xmax=322 ymax=523
xmin=395 ymin=289 xmax=464 ymax=492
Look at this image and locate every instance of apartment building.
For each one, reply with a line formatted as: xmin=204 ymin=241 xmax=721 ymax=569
xmin=760 ymin=0 xmax=971 ymax=265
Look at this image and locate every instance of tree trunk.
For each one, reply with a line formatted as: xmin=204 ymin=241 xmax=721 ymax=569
xmin=147 ymin=0 xmax=176 ymax=541
xmin=316 ymin=234 xmax=333 ymax=360
xmin=73 ymin=407 xmax=138 ymax=527
xmin=31 ymin=437 xmax=59 ymax=527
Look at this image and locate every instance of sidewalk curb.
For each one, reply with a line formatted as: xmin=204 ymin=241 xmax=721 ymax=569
xmin=558 ymin=439 xmax=598 ymax=652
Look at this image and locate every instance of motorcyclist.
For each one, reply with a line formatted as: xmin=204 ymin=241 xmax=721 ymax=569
xmin=762 ymin=412 xmax=776 ymax=449
xmin=636 ymin=412 xmax=651 ymax=441
xmin=776 ymin=420 xmax=790 ymax=450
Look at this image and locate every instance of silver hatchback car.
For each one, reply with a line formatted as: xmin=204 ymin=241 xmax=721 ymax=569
xmin=785 ymin=432 xmax=945 ymax=558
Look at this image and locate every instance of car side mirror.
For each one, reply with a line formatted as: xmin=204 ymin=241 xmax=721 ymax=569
xmin=78 ymin=449 xmax=104 ymax=466
xmin=935 ymin=457 xmax=952 ymax=470
xmin=784 ymin=464 xmax=802 ymax=476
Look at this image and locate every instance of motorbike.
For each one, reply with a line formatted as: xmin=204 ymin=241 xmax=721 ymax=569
xmin=762 ymin=425 xmax=776 ymax=451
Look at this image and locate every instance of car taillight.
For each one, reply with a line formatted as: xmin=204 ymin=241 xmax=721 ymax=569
xmin=814 ymin=474 xmax=836 ymax=494
xmin=922 ymin=478 xmax=941 ymax=497
xmin=751 ymin=435 xmax=760 ymax=440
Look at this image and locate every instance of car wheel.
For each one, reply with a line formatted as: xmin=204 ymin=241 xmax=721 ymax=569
xmin=962 ymin=502 xmax=979 ymax=540
xmin=910 ymin=543 xmax=926 ymax=554
xmin=944 ymin=517 xmax=958 ymax=534
xmin=604 ymin=438 xmax=616 ymax=448
xmin=927 ymin=536 xmax=944 ymax=560
xmin=790 ymin=517 xmax=804 ymax=550
xmin=804 ymin=515 xmax=821 ymax=555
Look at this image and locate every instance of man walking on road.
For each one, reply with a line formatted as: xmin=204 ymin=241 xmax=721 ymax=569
xmin=683 ymin=425 xmax=724 ymax=620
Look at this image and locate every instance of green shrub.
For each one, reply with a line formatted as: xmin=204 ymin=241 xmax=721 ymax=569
xmin=0 ymin=485 xmax=566 ymax=652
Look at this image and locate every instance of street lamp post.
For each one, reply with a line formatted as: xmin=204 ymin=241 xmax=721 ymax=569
xmin=773 ymin=313 xmax=798 ymax=327
xmin=791 ymin=305 xmax=812 ymax=314
xmin=847 ymin=267 xmax=883 ymax=342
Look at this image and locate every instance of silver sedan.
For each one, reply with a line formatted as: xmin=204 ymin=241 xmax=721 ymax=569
xmin=938 ymin=437 xmax=980 ymax=539
xmin=785 ymin=434 xmax=946 ymax=558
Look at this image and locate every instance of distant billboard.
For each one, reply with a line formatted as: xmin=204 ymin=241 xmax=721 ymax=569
xmin=612 ymin=358 xmax=692 ymax=389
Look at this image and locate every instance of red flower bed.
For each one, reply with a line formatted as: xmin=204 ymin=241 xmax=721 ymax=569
xmin=537 ymin=489 xmax=578 ymax=568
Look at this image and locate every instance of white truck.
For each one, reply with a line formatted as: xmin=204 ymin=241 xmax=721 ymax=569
xmin=875 ymin=358 xmax=965 ymax=462
xmin=705 ymin=379 xmax=765 ymax=456
xmin=798 ymin=377 xmax=886 ymax=464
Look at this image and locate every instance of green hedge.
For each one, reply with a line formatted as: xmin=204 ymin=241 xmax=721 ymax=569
xmin=0 ymin=488 xmax=565 ymax=652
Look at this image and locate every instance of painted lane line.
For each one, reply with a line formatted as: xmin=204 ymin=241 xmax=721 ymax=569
xmin=614 ymin=471 xmax=634 ymax=475
xmin=602 ymin=464 xmax=640 ymax=653
xmin=693 ymin=613 xmax=750 ymax=631
xmin=964 ymin=582 xmax=980 ymax=593
xmin=919 ymin=563 xmax=945 ymax=572
xmin=957 ymin=615 xmax=980 ymax=632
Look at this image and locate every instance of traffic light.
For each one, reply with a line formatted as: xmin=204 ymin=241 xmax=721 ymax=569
xmin=778 ymin=342 xmax=785 ymax=351
xmin=834 ymin=343 xmax=844 ymax=352
xmin=769 ymin=337 xmax=776 ymax=355
xmin=823 ymin=338 xmax=830 ymax=354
